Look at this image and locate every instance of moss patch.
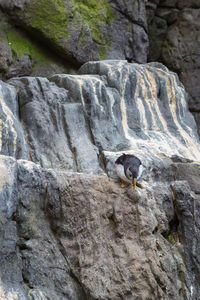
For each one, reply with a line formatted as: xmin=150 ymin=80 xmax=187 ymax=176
xmin=73 ymin=0 xmax=114 ymax=58
xmin=73 ymin=0 xmax=114 ymax=41
xmin=7 ymin=28 xmax=50 ymax=63
xmin=27 ymin=0 xmax=70 ymax=41
xmin=24 ymin=0 xmax=114 ymax=60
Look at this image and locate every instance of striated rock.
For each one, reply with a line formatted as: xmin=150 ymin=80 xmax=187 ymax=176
xmin=161 ymin=9 xmax=200 ymax=110
xmin=6 ymin=60 xmax=200 ymax=174
xmin=0 ymin=60 xmax=200 ymax=299
xmin=147 ymin=3 xmax=200 ymax=136
xmin=54 ymin=60 xmax=200 ymax=163
xmin=8 ymin=76 xmax=101 ymax=173
xmin=0 ymin=80 xmax=28 ymax=159
xmin=0 ymin=0 xmax=200 ymax=139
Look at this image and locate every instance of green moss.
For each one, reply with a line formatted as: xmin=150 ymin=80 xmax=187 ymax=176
xmin=7 ymin=28 xmax=50 ymax=62
xmin=128 ymin=22 xmax=133 ymax=33
xmin=7 ymin=29 xmax=31 ymax=59
xmin=73 ymin=0 xmax=114 ymax=50
xmin=27 ymin=0 xmax=70 ymax=41
xmin=99 ymin=45 xmax=106 ymax=60
xmin=165 ymin=232 xmax=176 ymax=244
xmin=25 ymin=0 xmax=114 ymax=60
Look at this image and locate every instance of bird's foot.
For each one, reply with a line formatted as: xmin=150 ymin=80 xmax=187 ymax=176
xmin=121 ymin=180 xmax=129 ymax=188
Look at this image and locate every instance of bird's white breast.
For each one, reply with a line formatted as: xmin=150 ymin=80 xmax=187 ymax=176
xmin=115 ymin=163 xmax=130 ymax=183
xmin=115 ymin=163 xmax=144 ymax=182
xmin=137 ymin=164 xmax=144 ymax=179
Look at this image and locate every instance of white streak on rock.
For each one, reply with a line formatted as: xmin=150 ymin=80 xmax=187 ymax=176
xmin=0 ymin=94 xmax=17 ymax=154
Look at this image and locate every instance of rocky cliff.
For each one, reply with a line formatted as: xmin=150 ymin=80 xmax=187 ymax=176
xmin=0 ymin=60 xmax=200 ymax=299
xmin=0 ymin=0 xmax=199 ymax=134
xmin=147 ymin=0 xmax=200 ymax=141
xmin=0 ymin=1 xmax=200 ymax=299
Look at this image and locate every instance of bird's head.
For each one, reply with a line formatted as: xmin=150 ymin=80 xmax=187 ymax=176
xmin=126 ymin=166 xmax=138 ymax=189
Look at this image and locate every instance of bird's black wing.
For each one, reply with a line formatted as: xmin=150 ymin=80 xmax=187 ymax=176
xmin=115 ymin=153 xmax=127 ymax=164
xmin=115 ymin=154 xmax=141 ymax=168
xmin=123 ymin=155 xmax=141 ymax=173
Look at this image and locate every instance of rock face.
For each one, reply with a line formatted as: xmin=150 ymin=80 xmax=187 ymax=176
xmin=0 ymin=0 xmax=200 ymax=136
xmin=0 ymin=60 xmax=200 ymax=299
xmin=8 ymin=61 xmax=200 ymax=169
xmin=147 ymin=0 xmax=200 ymax=135
xmin=0 ymin=10 xmax=77 ymax=81
xmin=0 ymin=0 xmax=148 ymax=65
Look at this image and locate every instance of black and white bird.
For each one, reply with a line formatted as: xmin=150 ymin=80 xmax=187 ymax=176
xmin=115 ymin=153 xmax=143 ymax=189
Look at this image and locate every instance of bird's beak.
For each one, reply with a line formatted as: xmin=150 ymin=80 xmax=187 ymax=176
xmin=133 ymin=178 xmax=136 ymax=189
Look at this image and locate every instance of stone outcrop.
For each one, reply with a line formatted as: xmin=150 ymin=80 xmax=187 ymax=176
xmin=147 ymin=0 xmax=200 ymax=135
xmin=0 ymin=60 xmax=200 ymax=299
xmin=0 ymin=0 xmax=148 ymax=66
xmin=8 ymin=61 xmax=200 ymax=169
xmin=0 ymin=10 xmax=77 ymax=81
xmin=0 ymin=1 xmax=199 ymax=136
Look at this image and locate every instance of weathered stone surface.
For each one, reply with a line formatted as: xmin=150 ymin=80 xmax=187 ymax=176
xmin=0 ymin=0 xmax=200 ymax=140
xmin=147 ymin=3 xmax=200 ymax=135
xmin=8 ymin=76 xmax=102 ymax=173
xmin=6 ymin=60 xmax=200 ymax=174
xmin=0 ymin=10 xmax=77 ymax=81
xmin=8 ymin=77 xmax=75 ymax=170
xmin=77 ymin=61 xmax=200 ymax=161
xmin=6 ymin=55 xmax=32 ymax=79
xmin=0 ymin=41 xmax=12 ymax=80
xmin=0 ymin=156 xmax=86 ymax=300
xmin=0 ymin=0 xmax=148 ymax=66
xmin=0 ymin=153 xmax=199 ymax=299
xmin=0 ymin=60 xmax=200 ymax=299
xmin=171 ymin=181 xmax=200 ymax=299
xmin=0 ymin=80 xmax=28 ymax=159
xmin=3 ymin=57 xmax=200 ymax=180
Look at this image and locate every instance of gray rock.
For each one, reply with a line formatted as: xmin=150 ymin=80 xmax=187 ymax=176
xmin=78 ymin=60 xmax=200 ymax=161
xmin=0 ymin=60 xmax=200 ymax=299
xmin=8 ymin=76 xmax=102 ymax=173
xmin=0 ymin=81 xmax=28 ymax=159
xmin=6 ymin=55 xmax=32 ymax=79
xmin=171 ymin=181 xmax=200 ymax=299
xmin=8 ymin=77 xmax=75 ymax=171
xmin=0 ymin=41 xmax=12 ymax=79
xmin=0 ymin=156 xmax=86 ymax=300
xmin=0 ymin=157 xmax=29 ymax=300
xmin=0 ymin=0 xmax=200 ymax=141
xmin=0 ymin=156 xmax=18 ymax=219
xmin=6 ymin=60 xmax=200 ymax=175
xmin=0 ymin=0 xmax=149 ymax=65
xmin=147 ymin=4 xmax=200 ymax=136
xmin=2 ymin=156 xmax=196 ymax=300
